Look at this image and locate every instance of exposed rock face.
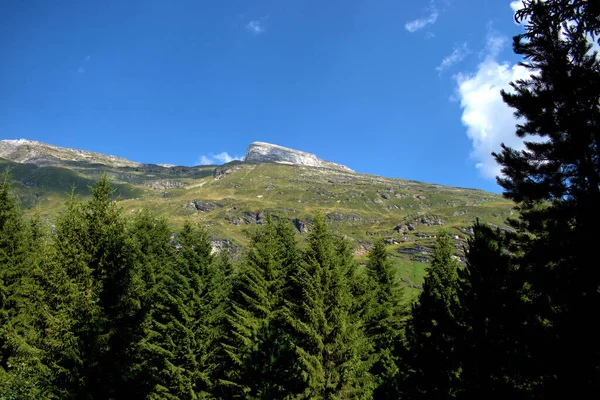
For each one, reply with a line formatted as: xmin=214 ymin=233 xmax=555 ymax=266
xmin=293 ymin=218 xmax=311 ymax=233
xmin=0 ymin=139 xmax=140 ymax=168
xmin=184 ymin=200 xmax=223 ymax=213
xmin=244 ymin=141 xmax=353 ymax=172
xmin=146 ymin=180 xmax=186 ymax=190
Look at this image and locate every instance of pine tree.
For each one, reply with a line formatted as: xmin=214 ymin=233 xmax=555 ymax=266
xmin=127 ymin=209 xmax=190 ymax=399
xmin=283 ymin=213 xmax=373 ymax=399
xmin=207 ymin=251 xmax=235 ymax=398
xmin=493 ymin=1 xmax=600 ymax=395
xmin=218 ymin=215 xmax=299 ymax=398
xmin=456 ymin=221 xmax=533 ymax=397
xmin=175 ymin=220 xmax=222 ymax=397
xmin=405 ymin=232 xmax=460 ymax=399
xmin=42 ymin=189 xmax=94 ymax=397
xmin=0 ymin=171 xmax=47 ymax=397
xmin=364 ymin=238 xmax=407 ymax=399
xmin=48 ymin=175 xmax=147 ymax=398
xmin=86 ymin=176 xmax=148 ymax=397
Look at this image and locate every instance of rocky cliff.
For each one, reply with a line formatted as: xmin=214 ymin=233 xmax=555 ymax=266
xmin=0 ymin=139 xmax=141 ymax=168
xmin=243 ymin=141 xmax=353 ymax=172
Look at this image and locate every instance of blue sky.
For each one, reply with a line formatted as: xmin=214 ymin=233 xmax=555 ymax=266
xmin=0 ymin=0 xmax=529 ymax=192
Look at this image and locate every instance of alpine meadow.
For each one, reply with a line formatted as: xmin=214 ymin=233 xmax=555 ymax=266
xmin=1 ymin=0 xmax=599 ymax=398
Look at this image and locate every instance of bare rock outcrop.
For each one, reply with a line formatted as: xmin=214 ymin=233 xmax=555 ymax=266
xmin=0 ymin=139 xmax=141 ymax=167
xmin=243 ymin=141 xmax=353 ymax=172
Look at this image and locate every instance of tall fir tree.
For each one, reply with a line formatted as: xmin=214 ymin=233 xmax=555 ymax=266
xmin=364 ymin=238 xmax=407 ymax=399
xmin=175 ymin=220 xmax=223 ymax=397
xmin=283 ymin=213 xmax=373 ymax=399
xmin=218 ymin=215 xmax=299 ymax=398
xmin=494 ymin=0 xmax=600 ymax=395
xmin=85 ymin=175 xmax=148 ymax=398
xmin=0 ymin=171 xmax=47 ymax=397
xmin=127 ymin=209 xmax=192 ymax=399
xmin=405 ymin=232 xmax=460 ymax=399
xmin=48 ymin=175 xmax=147 ymax=398
xmin=43 ymin=188 xmax=95 ymax=398
xmin=456 ymin=221 xmax=533 ymax=398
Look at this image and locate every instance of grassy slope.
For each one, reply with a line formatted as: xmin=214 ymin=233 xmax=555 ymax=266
xmin=4 ymin=158 xmax=515 ymax=300
xmin=120 ymin=162 xmax=514 ymax=298
xmin=0 ymin=158 xmax=142 ymax=216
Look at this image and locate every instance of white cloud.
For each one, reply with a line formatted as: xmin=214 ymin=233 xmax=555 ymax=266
xmin=455 ymin=33 xmax=531 ymax=179
xmin=246 ymin=20 xmax=264 ymax=34
xmin=484 ymin=34 xmax=507 ymax=58
xmin=510 ymin=1 xmax=530 ymax=26
xmin=85 ymin=55 xmax=91 ymax=61
xmin=405 ymin=10 xmax=439 ymax=33
xmin=196 ymin=152 xmax=241 ymax=166
xmin=436 ymin=43 xmax=470 ymax=72
xmin=510 ymin=0 xmax=525 ymax=14
xmin=77 ymin=67 xmax=85 ymax=74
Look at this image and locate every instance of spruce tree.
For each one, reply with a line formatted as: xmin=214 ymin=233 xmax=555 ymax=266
xmin=218 ymin=215 xmax=298 ymax=398
xmin=127 ymin=210 xmax=191 ymax=399
xmin=48 ymin=175 xmax=147 ymax=398
xmin=42 ymin=189 xmax=93 ymax=397
xmin=405 ymin=232 xmax=460 ymax=399
xmin=494 ymin=0 xmax=600 ymax=395
xmin=0 ymin=171 xmax=47 ymax=397
xmin=283 ymin=213 xmax=373 ymax=399
xmin=207 ymin=252 xmax=235 ymax=398
xmin=86 ymin=176 xmax=148 ymax=397
xmin=456 ymin=221 xmax=533 ymax=397
xmin=175 ymin=220 xmax=222 ymax=397
xmin=364 ymin=238 xmax=407 ymax=399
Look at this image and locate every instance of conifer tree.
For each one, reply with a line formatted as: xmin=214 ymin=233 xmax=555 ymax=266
xmin=175 ymin=220 xmax=222 ymax=397
xmin=219 ymin=215 xmax=299 ymax=398
xmin=283 ymin=213 xmax=373 ymax=399
xmin=364 ymin=238 xmax=407 ymax=399
xmin=86 ymin=176 xmax=148 ymax=397
xmin=456 ymin=221 xmax=533 ymax=397
xmin=405 ymin=232 xmax=460 ymax=399
xmin=335 ymin=234 xmax=368 ymax=319
xmin=0 ymin=172 xmax=47 ymax=397
xmin=207 ymin=251 xmax=235 ymax=398
xmin=493 ymin=1 xmax=600 ymax=395
xmin=48 ymin=175 xmax=147 ymax=398
xmin=42 ymin=189 xmax=94 ymax=397
xmin=127 ymin=210 xmax=191 ymax=399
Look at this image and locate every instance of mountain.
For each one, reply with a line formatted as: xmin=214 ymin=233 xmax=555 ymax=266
xmin=0 ymin=139 xmax=353 ymax=172
xmin=0 ymin=139 xmax=141 ymax=168
xmin=244 ymin=141 xmax=353 ymax=172
xmin=0 ymin=139 xmax=515 ymax=296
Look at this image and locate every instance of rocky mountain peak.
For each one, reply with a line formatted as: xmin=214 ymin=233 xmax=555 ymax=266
xmin=243 ymin=141 xmax=353 ymax=172
xmin=0 ymin=138 xmax=141 ymax=168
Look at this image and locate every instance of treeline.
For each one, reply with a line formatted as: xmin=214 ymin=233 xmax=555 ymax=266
xmin=1 ymin=173 xmax=404 ymax=398
xmin=0 ymin=170 xmax=596 ymax=399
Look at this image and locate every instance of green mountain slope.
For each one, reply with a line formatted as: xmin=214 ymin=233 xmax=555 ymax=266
xmin=0 ymin=140 xmax=515 ymax=297
xmin=0 ymin=158 xmax=142 ymax=212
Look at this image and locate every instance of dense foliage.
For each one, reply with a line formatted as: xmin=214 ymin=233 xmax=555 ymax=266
xmin=1 ymin=1 xmax=598 ymax=397
xmin=0 ymin=175 xmax=406 ymax=399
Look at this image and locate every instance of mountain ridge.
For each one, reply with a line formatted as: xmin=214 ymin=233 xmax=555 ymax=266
xmin=0 ymin=139 xmax=353 ymax=172
xmin=0 ymin=139 xmax=142 ymax=168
